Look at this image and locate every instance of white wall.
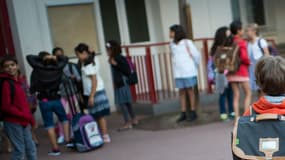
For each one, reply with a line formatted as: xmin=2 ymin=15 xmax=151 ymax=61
xmin=187 ymin=0 xmax=233 ymax=38
xmin=6 ymin=0 xmax=116 ymax=115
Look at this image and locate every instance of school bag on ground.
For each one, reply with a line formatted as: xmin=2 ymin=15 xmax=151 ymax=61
xmin=63 ymin=78 xmax=104 ymax=152
xmin=214 ymin=44 xmax=240 ymax=74
xmin=257 ymin=38 xmax=279 ymax=56
xmin=0 ymin=78 xmax=15 ymax=121
xmin=126 ymin=57 xmax=138 ymax=85
xmin=232 ymin=107 xmax=285 ymax=160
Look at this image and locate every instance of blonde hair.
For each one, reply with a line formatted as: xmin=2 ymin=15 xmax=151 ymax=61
xmin=255 ymin=56 xmax=285 ymax=96
xmin=247 ymin=23 xmax=260 ymax=36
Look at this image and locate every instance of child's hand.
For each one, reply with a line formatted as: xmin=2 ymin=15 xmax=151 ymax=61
xmin=109 ymin=58 xmax=117 ymax=66
xmin=88 ymin=96 xmax=94 ymax=107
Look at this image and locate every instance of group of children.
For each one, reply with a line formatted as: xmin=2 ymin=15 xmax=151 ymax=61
xmin=0 ymin=41 xmax=138 ymax=159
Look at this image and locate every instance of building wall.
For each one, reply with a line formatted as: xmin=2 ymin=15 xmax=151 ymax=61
xmin=187 ymin=0 xmax=233 ymax=38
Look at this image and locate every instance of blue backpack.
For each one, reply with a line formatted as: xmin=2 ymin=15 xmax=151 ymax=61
xmin=258 ymin=38 xmax=279 ymax=56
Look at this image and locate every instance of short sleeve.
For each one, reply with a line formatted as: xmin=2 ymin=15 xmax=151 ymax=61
xmin=260 ymin=38 xmax=268 ymax=49
xmin=82 ymin=64 xmax=97 ymax=76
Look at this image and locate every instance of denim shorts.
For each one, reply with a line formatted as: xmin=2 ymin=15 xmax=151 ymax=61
xmin=175 ymin=76 xmax=197 ymax=89
xmin=39 ymin=99 xmax=68 ymax=129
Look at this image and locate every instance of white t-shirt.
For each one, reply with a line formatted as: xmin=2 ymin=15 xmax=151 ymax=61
xmin=81 ymin=63 xmax=104 ymax=96
xmin=170 ymin=39 xmax=201 ymax=78
xmin=247 ymin=37 xmax=268 ymax=61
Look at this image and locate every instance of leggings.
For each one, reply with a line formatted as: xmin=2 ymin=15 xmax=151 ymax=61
xmin=120 ymin=103 xmax=136 ymax=123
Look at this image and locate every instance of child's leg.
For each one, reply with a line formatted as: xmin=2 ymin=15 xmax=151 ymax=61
xmin=241 ymin=81 xmax=252 ymax=111
xmin=186 ymin=87 xmax=196 ymax=111
xmin=4 ymin=122 xmax=25 ymax=159
xmin=97 ymin=117 xmax=108 ymax=135
xmin=47 ymin=128 xmax=59 ymax=150
xmin=219 ymin=91 xmax=227 ymax=120
xmin=231 ymin=82 xmax=240 ymax=117
xmin=226 ymin=84 xmax=234 ymax=115
xmin=125 ymin=103 xmax=138 ymax=124
xmin=24 ymin=125 xmax=37 ymax=160
xmin=119 ymin=104 xmax=131 ymax=123
xmin=53 ymin=100 xmax=70 ymax=143
xmin=179 ymin=89 xmax=187 ymax=112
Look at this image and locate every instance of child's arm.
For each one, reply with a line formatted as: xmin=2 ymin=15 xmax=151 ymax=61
xmin=239 ymin=42 xmax=251 ymax=65
xmin=26 ymin=55 xmax=41 ymax=68
xmin=88 ymin=74 xmax=97 ymax=107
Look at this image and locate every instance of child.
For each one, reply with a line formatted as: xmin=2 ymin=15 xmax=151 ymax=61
xmin=246 ymin=23 xmax=270 ymax=94
xmin=0 ymin=56 xmax=37 ymax=160
xmin=27 ymin=52 xmax=72 ymax=156
xmin=106 ymin=40 xmax=138 ymax=130
xmin=75 ymin=43 xmax=111 ymax=143
xmin=169 ymin=24 xmax=201 ymax=122
xmin=227 ymin=21 xmax=251 ymax=118
xmin=244 ymin=56 xmax=285 ymax=116
xmin=209 ymin=26 xmax=234 ymax=121
xmin=52 ymin=47 xmax=81 ymax=144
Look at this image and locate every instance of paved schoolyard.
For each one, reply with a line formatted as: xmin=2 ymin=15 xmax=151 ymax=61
xmin=0 ymin=119 xmax=234 ymax=160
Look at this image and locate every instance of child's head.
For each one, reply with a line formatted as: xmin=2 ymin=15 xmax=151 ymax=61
xmin=230 ymin=20 xmax=243 ymax=36
xmin=52 ymin=47 xmax=64 ymax=57
xmin=74 ymin=43 xmax=95 ymax=64
xmin=246 ymin=23 xmax=259 ymax=40
xmin=105 ymin=40 xmax=122 ymax=57
xmin=0 ymin=56 xmax=19 ymax=77
xmin=169 ymin=24 xmax=186 ymax=43
xmin=255 ymin=56 xmax=285 ymax=96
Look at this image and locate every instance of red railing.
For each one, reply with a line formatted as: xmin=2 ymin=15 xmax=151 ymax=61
xmin=122 ymin=38 xmax=277 ymax=104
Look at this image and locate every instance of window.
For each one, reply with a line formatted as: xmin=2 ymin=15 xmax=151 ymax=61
xmin=100 ymin=0 xmax=121 ymax=42
xmin=231 ymin=0 xmax=241 ymax=21
xmin=125 ymin=0 xmax=150 ymax=43
xmin=249 ymin=0 xmax=266 ymax=25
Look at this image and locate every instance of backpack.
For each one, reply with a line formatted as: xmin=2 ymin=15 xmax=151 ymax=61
xmin=126 ymin=57 xmax=138 ymax=85
xmin=214 ymin=43 xmax=240 ymax=74
xmin=0 ymin=78 xmax=15 ymax=121
xmin=232 ymin=107 xmax=285 ymax=160
xmin=257 ymin=38 xmax=279 ymax=56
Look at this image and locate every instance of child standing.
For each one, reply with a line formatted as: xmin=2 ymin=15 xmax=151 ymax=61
xmin=75 ymin=43 xmax=111 ymax=143
xmin=227 ymin=21 xmax=251 ymax=118
xmin=106 ymin=40 xmax=138 ymax=130
xmin=0 ymin=56 xmax=37 ymax=160
xmin=246 ymin=23 xmax=270 ymax=93
xmin=209 ymin=26 xmax=234 ymax=121
xmin=243 ymin=56 xmax=285 ymax=116
xmin=169 ymin=24 xmax=201 ymax=122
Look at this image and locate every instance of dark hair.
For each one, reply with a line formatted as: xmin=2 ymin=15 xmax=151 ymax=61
xmin=211 ymin=27 xmax=229 ymax=56
xmin=169 ymin=24 xmax=186 ymax=43
xmin=255 ymin=56 xmax=285 ymax=96
xmin=52 ymin=47 xmax=64 ymax=55
xmin=0 ymin=56 xmax=18 ymax=68
xmin=106 ymin=40 xmax=122 ymax=57
xmin=230 ymin=20 xmax=242 ymax=35
xmin=74 ymin=43 xmax=95 ymax=67
xmin=38 ymin=51 xmax=50 ymax=61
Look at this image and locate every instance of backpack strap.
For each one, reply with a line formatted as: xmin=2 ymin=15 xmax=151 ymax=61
xmin=0 ymin=79 xmax=15 ymax=106
xmin=257 ymin=38 xmax=265 ymax=55
xmin=68 ymin=63 xmax=73 ymax=75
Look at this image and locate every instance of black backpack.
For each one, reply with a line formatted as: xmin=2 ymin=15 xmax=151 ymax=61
xmin=0 ymin=78 xmax=15 ymax=121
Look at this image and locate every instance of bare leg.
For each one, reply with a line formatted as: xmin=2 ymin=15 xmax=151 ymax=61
xmin=231 ymin=83 xmax=240 ymax=117
xmin=241 ymin=81 xmax=252 ymax=111
xmin=186 ymin=88 xmax=196 ymax=111
xmin=97 ymin=117 xmax=108 ymax=135
xmin=179 ymin=89 xmax=187 ymax=112
xmin=47 ymin=128 xmax=59 ymax=150
xmin=62 ymin=122 xmax=70 ymax=143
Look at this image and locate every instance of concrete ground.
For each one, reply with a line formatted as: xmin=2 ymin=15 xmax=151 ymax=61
xmin=0 ymin=113 xmax=234 ymax=160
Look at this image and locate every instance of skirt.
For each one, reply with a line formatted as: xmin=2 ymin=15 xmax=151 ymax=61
xmin=227 ymin=75 xmax=249 ymax=82
xmin=85 ymin=90 xmax=110 ymax=119
xmin=175 ymin=76 xmax=197 ymax=89
xmin=115 ymin=84 xmax=132 ymax=105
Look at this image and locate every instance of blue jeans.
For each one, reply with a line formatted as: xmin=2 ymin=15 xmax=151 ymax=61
xmin=39 ymin=99 xmax=68 ymax=129
xmin=219 ymin=84 xmax=234 ymax=114
xmin=4 ymin=122 xmax=37 ymax=160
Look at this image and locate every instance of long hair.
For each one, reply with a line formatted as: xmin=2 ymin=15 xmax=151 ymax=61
xmin=106 ymin=40 xmax=122 ymax=58
xmin=74 ymin=43 xmax=95 ymax=68
xmin=211 ymin=27 xmax=229 ymax=56
xmin=169 ymin=24 xmax=186 ymax=43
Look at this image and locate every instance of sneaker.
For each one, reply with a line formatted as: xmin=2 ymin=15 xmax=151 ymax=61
xmin=229 ymin=112 xmax=235 ymax=120
xmin=176 ymin=112 xmax=187 ymax=123
xmin=188 ymin=111 xmax=198 ymax=122
xmin=220 ymin=114 xmax=228 ymax=121
xmin=48 ymin=149 xmax=61 ymax=156
xmin=57 ymin=136 xmax=64 ymax=144
xmin=103 ymin=134 xmax=111 ymax=143
xmin=65 ymin=142 xmax=75 ymax=148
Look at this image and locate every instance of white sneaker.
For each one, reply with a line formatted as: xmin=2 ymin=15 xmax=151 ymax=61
xmin=103 ymin=134 xmax=111 ymax=143
xmin=57 ymin=136 xmax=64 ymax=144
